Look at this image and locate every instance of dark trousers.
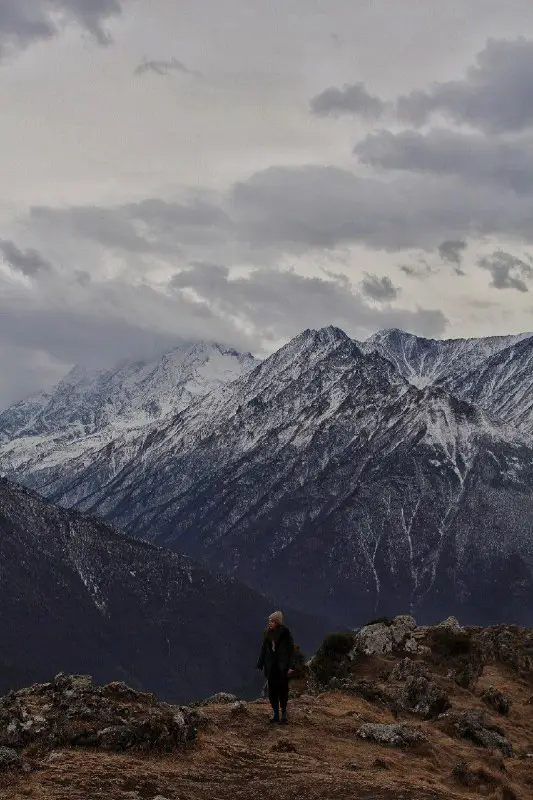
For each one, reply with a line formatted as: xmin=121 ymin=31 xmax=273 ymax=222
xmin=268 ymin=669 xmax=289 ymax=715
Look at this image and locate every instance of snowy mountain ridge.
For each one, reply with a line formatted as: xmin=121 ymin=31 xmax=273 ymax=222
xmin=0 ymin=340 xmax=258 ymax=477
xmin=2 ymin=325 xmax=533 ymax=628
xmin=4 ymin=326 xmax=532 ymax=628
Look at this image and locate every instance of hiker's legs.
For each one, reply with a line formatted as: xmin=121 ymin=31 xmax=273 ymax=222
xmin=279 ymin=675 xmax=289 ymax=715
xmin=268 ymin=677 xmax=280 ymax=719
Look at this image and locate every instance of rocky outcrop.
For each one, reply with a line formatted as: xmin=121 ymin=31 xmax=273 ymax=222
xmin=0 ymin=746 xmax=21 ymax=771
xmin=350 ymin=616 xmax=418 ymax=657
xmin=477 ymin=625 xmax=533 ymax=674
xmin=0 ymin=674 xmax=196 ymax=754
xmin=356 ymin=723 xmax=427 ymax=747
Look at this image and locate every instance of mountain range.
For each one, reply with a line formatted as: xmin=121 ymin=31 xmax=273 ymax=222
xmin=0 ymin=477 xmax=324 ymax=700
xmin=2 ymin=326 xmax=533 ymax=629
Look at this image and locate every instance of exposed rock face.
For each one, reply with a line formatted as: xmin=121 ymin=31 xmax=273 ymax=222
xmin=356 ymin=723 xmax=427 ymax=747
xmin=0 ymin=674 xmax=196 ymax=753
xmin=443 ymin=710 xmax=513 ymax=757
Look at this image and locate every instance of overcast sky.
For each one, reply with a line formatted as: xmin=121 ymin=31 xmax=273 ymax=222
xmin=2 ymin=0 xmax=533 ymax=408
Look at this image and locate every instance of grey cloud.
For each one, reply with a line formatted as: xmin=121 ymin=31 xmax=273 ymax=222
xmin=171 ymin=262 xmax=447 ymax=343
xmin=310 ymin=82 xmax=386 ymax=119
xmin=355 ymin=128 xmax=533 ymax=194
xmin=135 ymin=57 xmax=202 ymax=78
xmin=0 ymin=266 xmax=253 ymax=408
xmin=438 ymin=240 xmax=467 ymax=275
xmin=230 ymin=164 xmax=533 ymax=252
xmin=360 ymin=273 xmax=399 ymax=301
xmin=478 ymin=250 xmax=533 ymax=292
xmin=0 ymin=0 xmax=123 ymax=57
xmin=399 ymin=259 xmax=433 ymax=279
xmin=0 ymin=239 xmax=52 ymax=276
xmin=30 ymin=197 xmax=231 ymax=255
xmin=397 ymin=38 xmax=533 ymax=134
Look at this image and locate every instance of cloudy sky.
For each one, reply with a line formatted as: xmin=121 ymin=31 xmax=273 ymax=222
xmin=2 ymin=0 xmax=533 ymax=407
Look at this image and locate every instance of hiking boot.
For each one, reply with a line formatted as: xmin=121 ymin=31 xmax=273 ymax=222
xmin=269 ymin=714 xmax=280 ymax=724
xmin=280 ymin=712 xmax=288 ymax=725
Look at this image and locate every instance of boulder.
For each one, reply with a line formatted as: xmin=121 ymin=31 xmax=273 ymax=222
xmin=356 ymin=723 xmax=427 ymax=747
xmin=352 ymin=623 xmax=393 ymax=656
xmin=397 ymin=676 xmax=451 ymax=719
xmin=195 ymin=692 xmax=238 ymax=707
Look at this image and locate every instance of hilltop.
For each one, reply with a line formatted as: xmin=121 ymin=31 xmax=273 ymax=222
xmin=1 ymin=617 xmax=532 ymax=799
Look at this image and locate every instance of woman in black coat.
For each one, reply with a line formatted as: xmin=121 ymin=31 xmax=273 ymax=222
xmin=256 ymin=611 xmax=295 ymax=724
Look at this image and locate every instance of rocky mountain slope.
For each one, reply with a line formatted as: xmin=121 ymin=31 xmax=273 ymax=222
xmin=0 ymin=478 xmax=324 ymax=702
xmin=1 ymin=618 xmax=532 ymax=800
xmin=364 ymin=328 xmax=533 ymax=435
xmin=9 ymin=327 xmax=533 ymax=629
xmin=362 ymin=328 xmax=533 ymax=390
xmin=0 ymin=341 xmax=257 ymax=476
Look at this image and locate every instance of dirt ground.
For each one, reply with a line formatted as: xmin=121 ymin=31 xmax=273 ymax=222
xmin=1 ymin=658 xmax=532 ymax=800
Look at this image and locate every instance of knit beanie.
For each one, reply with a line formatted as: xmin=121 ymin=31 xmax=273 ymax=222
xmin=269 ymin=611 xmax=284 ymax=626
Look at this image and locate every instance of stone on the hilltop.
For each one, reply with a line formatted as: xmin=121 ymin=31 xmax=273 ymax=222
xmin=54 ymin=673 xmax=93 ymax=694
xmin=196 ymin=692 xmax=238 ymax=706
xmin=437 ymin=616 xmax=463 ymax=632
xmin=352 ymin=623 xmax=393 ymax=656
xmin=356 ymin=722 xmax=427 ymax=747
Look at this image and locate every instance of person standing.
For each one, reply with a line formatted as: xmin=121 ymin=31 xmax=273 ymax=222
xmin=256 ymin=611 xmax=295 ymax=724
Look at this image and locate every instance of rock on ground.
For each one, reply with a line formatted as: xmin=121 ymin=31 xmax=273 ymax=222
xmin=443 ymin=710 xmax=513 ymax=756
xmin=356 ymin=723 xmax=427 ymax=747
xmin=481 ymin=686 xmax=511 ymax=715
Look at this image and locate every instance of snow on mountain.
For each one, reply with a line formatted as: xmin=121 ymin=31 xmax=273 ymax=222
xmin=0 ymin=477 xmax=324 ymax=700
xmin=362 ymin=328 xmax=532 ymax=389
xmin=11 ymin=327 xmax=533 ymax=629
xmin=438 ymin=336 xmax=533 ymax=435
xmin=0 ymin=341 xmax=258 ymax=477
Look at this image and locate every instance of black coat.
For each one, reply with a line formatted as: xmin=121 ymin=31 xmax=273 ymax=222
xmin=256 ymin=625 xmax=295 ymax=679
